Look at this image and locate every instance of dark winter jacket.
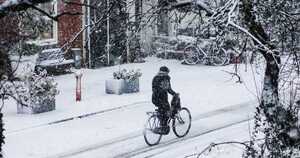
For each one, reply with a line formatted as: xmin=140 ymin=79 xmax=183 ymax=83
xmin=152 ymin=71 xmax=176 ymax=109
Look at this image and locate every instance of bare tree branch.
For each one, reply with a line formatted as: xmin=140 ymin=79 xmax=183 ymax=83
xmin=0 ymin=0 xmax=52 ymax=18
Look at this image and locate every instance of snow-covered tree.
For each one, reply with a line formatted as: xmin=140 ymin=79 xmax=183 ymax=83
xmin=162 ymin=0 xmax=299 ymax=157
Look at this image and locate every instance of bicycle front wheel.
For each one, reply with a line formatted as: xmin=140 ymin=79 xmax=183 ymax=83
xmin=211 ymin=48 xmax=228 ymax=66
xmin=183 ymin=45 xmax=199 ymax=65
xmin=143 ymin=115 xmax=162 ymax=146
xmin=172 ymin=107 xmax=192 ymax=138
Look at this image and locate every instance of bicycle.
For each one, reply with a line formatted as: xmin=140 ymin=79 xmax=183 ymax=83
xmin=183 ymin=38 xmax=230 ymax=66
xmin=143 ymin=95 xmax=192 ymax=146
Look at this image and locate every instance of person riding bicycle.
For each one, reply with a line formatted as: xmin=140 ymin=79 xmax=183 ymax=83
xmin=152 ymin=66 xmax=178 ymax=134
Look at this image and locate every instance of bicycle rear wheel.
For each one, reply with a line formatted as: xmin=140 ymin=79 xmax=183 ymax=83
xmin=143 ymin=115 xmax=162 ymax=146
xmin=211 ymin=48 xmax=228 ymax=66
xmin=172 ymin=107 xmax=192 ymax=138
xmin=183 ymin=45 xmax=199 ymax=65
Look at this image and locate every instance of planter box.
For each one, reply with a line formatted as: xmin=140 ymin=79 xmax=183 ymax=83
xmin=124 ymin=78 xmax=139 ymax=93
xmin=17 ymin=98 xmax=56 ymax=114
xmin=105 ymin=78 xmax=140 ymax=94
xmin=105 ymin=79 xmax=125 ymax=95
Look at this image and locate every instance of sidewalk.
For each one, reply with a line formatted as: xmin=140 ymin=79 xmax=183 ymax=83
xmin=3 ymin=57 xmax=260 ymax=134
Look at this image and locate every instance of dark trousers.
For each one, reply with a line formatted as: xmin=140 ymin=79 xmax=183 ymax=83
xmin=157 ymin=104 xmax=170 ymax=127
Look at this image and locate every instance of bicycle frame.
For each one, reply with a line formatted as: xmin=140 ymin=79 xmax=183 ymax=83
xmin=146 ymin=109 xmax=182 ymax=128
xmin=196 ymin=46 xmax=209 ymax=59
xmin=187 ymin=44 xmax=209 ymax=64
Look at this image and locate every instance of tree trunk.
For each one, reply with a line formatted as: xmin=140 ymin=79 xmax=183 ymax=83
xmin=0 ymin=113 xmax=4 ymax=157
xmin=260 ymin=51 xmax=280 ymax=119
xmin=241 ymin=0 xmax=287 ymax=156
xmin=241 ymin=0 xmax=281 ymax=117
xmin=0 ymin=49 xmax=13 ymax=80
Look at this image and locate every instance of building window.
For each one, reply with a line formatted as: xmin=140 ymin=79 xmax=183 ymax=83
xmin=36 ymin=1 xmax=58 ymax=45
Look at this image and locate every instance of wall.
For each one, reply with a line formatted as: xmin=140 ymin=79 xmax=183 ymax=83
xmin=58 ymin=0 xmax=83 ymax=52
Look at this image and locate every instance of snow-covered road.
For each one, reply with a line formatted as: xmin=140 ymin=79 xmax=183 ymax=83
xmin=5 ymin=101 xmax=255 ymax=158
xmin=4 ymin=57 xmax=262 ymax=157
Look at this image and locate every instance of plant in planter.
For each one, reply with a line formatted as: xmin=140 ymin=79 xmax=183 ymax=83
xmin=113 ymin=68 xmax=142 ymax=80
xmin=113 ymin=68 xmax=142 ymax=93
xmin=17 ymin=69 xmax=59 ymax=114
xmin=106 ymin=68 xmax=142 ymax=94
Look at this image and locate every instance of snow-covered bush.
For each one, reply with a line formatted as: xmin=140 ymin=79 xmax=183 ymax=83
xmin=22 ymin=69 xmax=59 ymax=105
xmin=14 ymin=68 xmax=59 ymax=114
xmin=0 ymin=67 xmax=59 ymax=114
xmin=1 ymin=79 xmax=25 ymax=104
xmin=113 ymin=68 xmax=142 ymax=81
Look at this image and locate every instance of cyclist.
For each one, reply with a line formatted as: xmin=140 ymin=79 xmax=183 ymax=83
xmin=152 ymin=66 xmax=178 ymax=134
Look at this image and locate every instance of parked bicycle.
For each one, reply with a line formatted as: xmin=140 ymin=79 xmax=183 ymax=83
xmin=143 ymin=95 xmax=192 ymax=146
xmin=183 ymin=38 xmax=230 ymax=66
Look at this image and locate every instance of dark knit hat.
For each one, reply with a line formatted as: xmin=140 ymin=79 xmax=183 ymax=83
xmin=159 ymin=66 xmax=170 ymax=73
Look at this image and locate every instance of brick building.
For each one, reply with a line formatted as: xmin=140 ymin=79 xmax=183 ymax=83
xmin=57 ymin=0 xmax=83 ymax=49
xmin=1 ymin=0 xmax=212 ymax=69
xmin=37 ymin=0 xmax=126 ymax=68
xmin=32 ymin=0 xmax=83 ymax=59
xmin=35 ymin=0 xmax=173 ymax=68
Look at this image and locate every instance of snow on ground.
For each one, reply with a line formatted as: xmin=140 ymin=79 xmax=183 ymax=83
xmin=153 ymin=121 xmax=251 ymax=158
xmin=4 ymin=101 xmax=255 ymax=158
xmin=2 ymin=57 xmax=263 ymax=158
xmin=56 ymin=101 xmax=255 ymax=158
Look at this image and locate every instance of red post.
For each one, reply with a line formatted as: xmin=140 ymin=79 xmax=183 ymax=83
xmin=75 ymin=71 xmax=83 ymax=101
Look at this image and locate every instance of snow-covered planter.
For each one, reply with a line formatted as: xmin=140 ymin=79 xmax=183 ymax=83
xmin=105 ymin=68 xmax=142 ymax=94
xmin=17 ymin=98 xmax=56 ymax=114
xmin=123 ymin=78 xmax=139 ymax=93
xmin=105 ymin=79 xmax=125 ymax=95
xmin=17 ymin=69 xmax=59 ymax=114
xmin=114 ymin=68 xmax=141 ymax=93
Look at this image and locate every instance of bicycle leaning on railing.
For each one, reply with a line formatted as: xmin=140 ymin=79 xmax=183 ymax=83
xmin=183 ymin=38 xmax=230 ymax=66
xmin=143 ymin=95 xmax=192 ymax=146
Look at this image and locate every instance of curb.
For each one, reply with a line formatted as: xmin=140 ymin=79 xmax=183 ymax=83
xmin=7 ymin=101 xmax=150 ymax=135
xmin=49 ymin=101 xmax=149 ymax=125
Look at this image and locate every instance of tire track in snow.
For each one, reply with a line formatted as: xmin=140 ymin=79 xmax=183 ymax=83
xmin=45 ymin=132 xmax=141 ymax=158
xmin=47 ymin=101 xmax=255 ymax=158
xmin=7 ymin=101 xmax=254 ymax=136
xmin=115 ymin=118 xmax=252 ymax=158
